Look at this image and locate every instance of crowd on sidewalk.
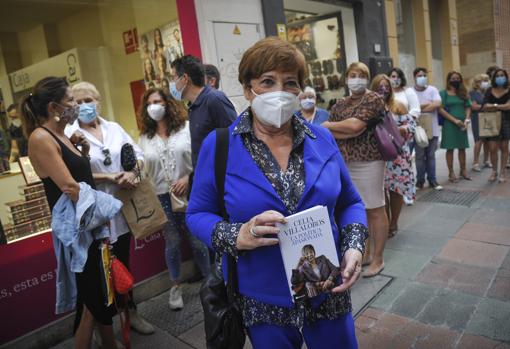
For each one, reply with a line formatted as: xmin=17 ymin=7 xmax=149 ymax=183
xmin=14 ymin=35 xmax=509 ymax=348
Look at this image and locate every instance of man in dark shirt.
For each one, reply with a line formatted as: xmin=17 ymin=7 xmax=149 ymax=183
xmin=170 ymin=55 xmax=237 ymax=168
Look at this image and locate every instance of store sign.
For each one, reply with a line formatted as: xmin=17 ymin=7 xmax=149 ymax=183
xmin=123 ymin=28 xmax=139 ymax=55
xmin=9 ymin=49 xmax=82 ymax=93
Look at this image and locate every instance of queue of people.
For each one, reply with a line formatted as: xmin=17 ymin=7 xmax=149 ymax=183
xmin=16 ymin=34 xmax=509 ymax=348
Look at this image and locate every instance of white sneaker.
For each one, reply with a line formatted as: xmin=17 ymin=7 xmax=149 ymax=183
xmin=403 ymin=196 xmax=414 ymax=206
xmin=168 ymin=285 xmax=184 ymax=310
xmin=129 ymin=309 xmax=155 ymax=334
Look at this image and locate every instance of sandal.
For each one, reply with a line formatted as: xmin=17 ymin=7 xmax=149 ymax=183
xmin=484 ymin=161 xmax=493 ymax=169
xmin=448 ymin=173 xmax=459 ymax=183
xmin=489 ymin=171 xmax=498 ymax=182
xmin=388 ymin=227 xmax=398 ymax=238
xmin=472 ymin=164 xmax=481 ymax=172
xmin=460 ymin=171 xmax=472 ymax=180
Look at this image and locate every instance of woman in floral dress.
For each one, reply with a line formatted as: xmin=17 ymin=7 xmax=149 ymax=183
xmin=371 ymin=74 xmax=416 ymax=238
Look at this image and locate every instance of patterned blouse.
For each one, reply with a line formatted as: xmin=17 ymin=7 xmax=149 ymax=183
xmin=212 ymin=110 xmax=368 ymax=327
xmin=330 ymin=91 xmax=385 ymax=162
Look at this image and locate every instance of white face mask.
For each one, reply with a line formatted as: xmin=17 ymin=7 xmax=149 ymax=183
xmin=11 ymin=119 xmax=22 ymax=127
xmin=300 ymin=98 xmax=316 ymax=110
xmin=147 ymin=104 xmax=166 ymax=121
xmin=347 ymin=78 xmax=367 ymax=93
xmin=480 ymin=81 xmax=490 ymax=90
xmin=251 ymin=90 xmax=299 ymax=128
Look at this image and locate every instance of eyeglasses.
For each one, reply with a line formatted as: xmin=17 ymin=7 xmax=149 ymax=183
xmin=102 ymin=148 xmax=112 ymax=166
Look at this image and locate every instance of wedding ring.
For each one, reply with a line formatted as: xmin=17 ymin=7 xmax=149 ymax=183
xmin=250 ymin=226 xmax=260 ymax=238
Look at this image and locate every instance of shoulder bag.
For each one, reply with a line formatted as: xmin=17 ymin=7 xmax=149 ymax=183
xmin=200 ymin=128 xmax=246 ymax=349
xmin=154 ymin=135 xmax=189 ymax=212
xmin=374 ymin=110 xmax=405 ymax=161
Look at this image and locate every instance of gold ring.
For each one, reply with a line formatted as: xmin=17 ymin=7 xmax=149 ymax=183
xmin=250 ymin=226 xmax=260 ymax=238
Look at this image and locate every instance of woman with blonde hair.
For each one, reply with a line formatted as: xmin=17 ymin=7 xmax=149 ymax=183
xmin=469 ymin=73 xmax=492 ymax=171
xmin=371 ymin=75 xmax=415 ymax=238
xmin=65 ymin=81 xmax=154 ymax=337
xmin=323 ymin=62 xmax=388 ymax=278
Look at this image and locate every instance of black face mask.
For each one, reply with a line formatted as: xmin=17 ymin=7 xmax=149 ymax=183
xmin=450 ymin=80 xmax=461 ymax=89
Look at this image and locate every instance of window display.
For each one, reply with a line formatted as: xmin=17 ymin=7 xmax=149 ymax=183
xmin=287 ymin=13 xmax=347 ymax=107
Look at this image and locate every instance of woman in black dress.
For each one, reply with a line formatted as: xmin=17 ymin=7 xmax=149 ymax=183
xmin=21 ymin=77 xmax=119 ymax=349
xmin=482 ymin=68 xmax=510 ymax=183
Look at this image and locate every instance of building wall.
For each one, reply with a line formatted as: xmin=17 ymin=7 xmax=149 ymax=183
xmin=494 ymin=0 xmax=510 ymax=70
xmin=457 ymin=0 xmax=495 ymax=80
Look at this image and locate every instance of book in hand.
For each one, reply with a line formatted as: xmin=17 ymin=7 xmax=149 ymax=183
xmin=276 ymin=205 xmax=340 ymax=302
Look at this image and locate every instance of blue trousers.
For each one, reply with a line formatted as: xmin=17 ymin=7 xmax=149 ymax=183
xmin=158 ymin=193 xmax=210 ymax=281
xmin=415 ymin=136 xmax=438 ymax=184
xmin=247 ymin=313 xmax=358 ymax=349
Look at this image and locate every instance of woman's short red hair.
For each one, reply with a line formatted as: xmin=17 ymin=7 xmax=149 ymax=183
xmin=238 ymin=37 xmax=308 ymax=88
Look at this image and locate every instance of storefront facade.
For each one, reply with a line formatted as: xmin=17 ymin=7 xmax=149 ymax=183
xmin=0 ymin=0 xmax=392 ymax=347
xmin=0 ymin=0 xmax=203 ymax=346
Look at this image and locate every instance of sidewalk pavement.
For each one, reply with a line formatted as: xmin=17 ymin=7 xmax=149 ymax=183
xmin=52 ymin=147 xmax=510 ymax=349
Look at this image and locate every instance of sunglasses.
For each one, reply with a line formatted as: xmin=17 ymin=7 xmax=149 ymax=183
xmin=102 ymin=148 xmax=112 ymax=166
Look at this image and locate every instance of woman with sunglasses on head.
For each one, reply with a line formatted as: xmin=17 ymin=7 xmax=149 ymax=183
xmin=138 ymin=87 xmax=211 ymax=311
xmin=22 ymin=77 xmax=118 ymax=348
xmin=65 ymin=82 xmax=154 ymax=338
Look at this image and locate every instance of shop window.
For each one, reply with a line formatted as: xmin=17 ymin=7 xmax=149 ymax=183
xmin=286 ymin=13 xmax=347 ymax=109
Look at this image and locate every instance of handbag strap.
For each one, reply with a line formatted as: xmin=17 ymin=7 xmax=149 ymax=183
xmin=214 ymin=127 xmax=238 ymax=301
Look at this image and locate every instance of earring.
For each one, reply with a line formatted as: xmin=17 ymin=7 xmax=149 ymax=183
xmin=54 ymin=113 xmax=60 ymax=122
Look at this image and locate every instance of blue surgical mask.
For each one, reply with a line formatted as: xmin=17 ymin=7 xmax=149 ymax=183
xmin=78 ymin=103 xmax=97 ymax=123
xmin=169 ymin=77 xmax=184 ymax=101
xmin=416 ymin=76 xmax=428 ymax=87
xmin=495 ymin=76 xmax=507 ymax=87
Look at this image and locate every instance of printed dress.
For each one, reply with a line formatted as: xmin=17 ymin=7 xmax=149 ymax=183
xmin=384 ymin=112 xmax=416 ymax=201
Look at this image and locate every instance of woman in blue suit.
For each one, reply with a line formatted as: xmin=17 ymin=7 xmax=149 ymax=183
xmin=186 ymin=37 xmax=368 ymax=349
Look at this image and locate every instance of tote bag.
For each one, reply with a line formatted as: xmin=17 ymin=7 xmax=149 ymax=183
xmin=116 ymin=179 xmax=167 ymax=240
xmin=478 ymin=111 xmax=502 ymax=137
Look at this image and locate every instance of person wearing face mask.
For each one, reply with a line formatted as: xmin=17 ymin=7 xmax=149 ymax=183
xmin=323 ymin=62 xmax=387 ymax=278
xmin=371 ymin=75 xmax=416 ymax=240
xmin=138 ymin=88 xmax=211 ymax=311
xmin=388 ymin=68 xmax=421 ymax=121
xmin=65 ymin=82 xmax=154 ymax=339
xmin=169 ymin=55 xmax=237 ymax=169
xmin=469 ymin=74 xmax=492 ymax=172
xmin=7 ymin=103 xmax=29 ymax=162
xmin=21 ymin=77 xmax=121 ymax=349
xmin=481 ymin=68 xmax=510 ymax=182
xmin=388 ymin=68 xmax=421 ymax=206
xmin=412 ymin=67 xmax=443 ymax=190
xmin=187 ymin=38 xmax=367 ymax=348
xmin=438 ymin=71 xmax=472 ymax=182
xmin=296 ymin=86 xmax=329 ymax=125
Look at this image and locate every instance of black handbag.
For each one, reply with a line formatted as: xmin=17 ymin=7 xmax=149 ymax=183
xmin=120 ymin=143 xmax=137 ymax=171
xmin=199 ymin=128 xmax=246 ymax=349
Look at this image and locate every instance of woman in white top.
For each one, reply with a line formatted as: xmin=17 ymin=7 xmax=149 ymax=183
xmin=389 ymin=67 xmax=421 ymax=120
xmin=138 ymin=87 xmax=210 ymax=310
xmin=66 ymin=82 xmax=155 ymax=338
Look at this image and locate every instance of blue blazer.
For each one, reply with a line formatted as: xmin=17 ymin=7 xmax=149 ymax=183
xmin=186 ymin=118 xmax=367 ymax=308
